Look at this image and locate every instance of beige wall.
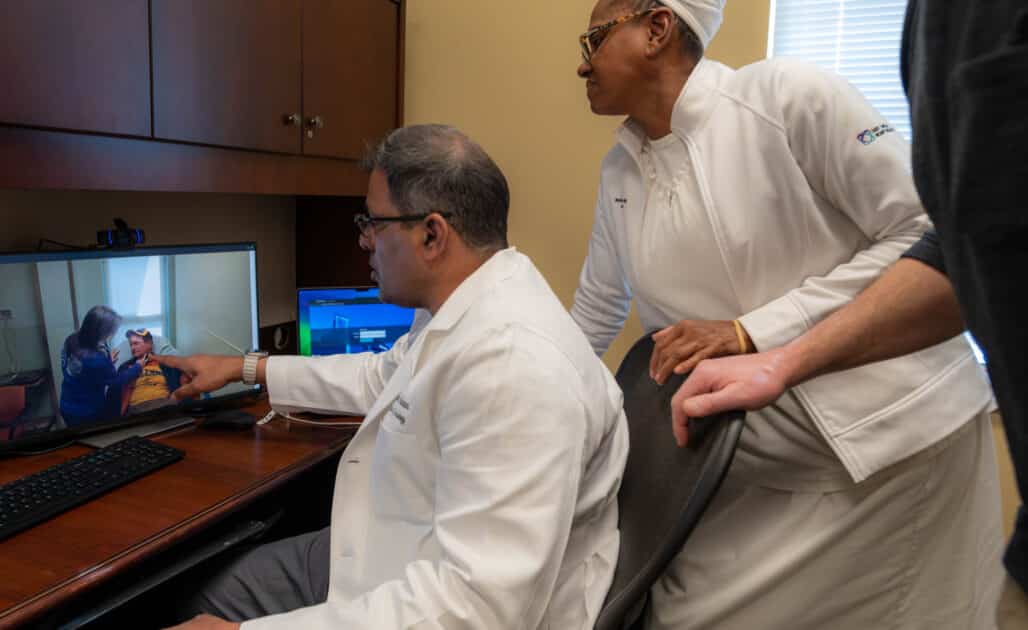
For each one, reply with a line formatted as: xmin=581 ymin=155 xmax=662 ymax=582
xmin=404 ymin=0 xmax=770 ymax=369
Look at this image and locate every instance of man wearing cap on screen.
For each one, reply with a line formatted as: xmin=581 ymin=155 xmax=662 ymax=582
xmin=117 ymin=329 xmax=187 ymax=415
xmin=571 ymin=1 xmax=1003 ymax=628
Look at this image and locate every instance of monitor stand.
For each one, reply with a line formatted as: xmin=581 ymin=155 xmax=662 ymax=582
xmin=77 ymin=416 xmax=195 ymax=448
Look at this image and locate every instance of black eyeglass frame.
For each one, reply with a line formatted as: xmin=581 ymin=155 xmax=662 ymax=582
xmin=353 ymin=211 xmax=454 ymax=236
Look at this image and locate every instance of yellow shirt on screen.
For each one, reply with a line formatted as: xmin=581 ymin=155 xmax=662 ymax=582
xmin=129 ymin=359 xmax=171 ymax=406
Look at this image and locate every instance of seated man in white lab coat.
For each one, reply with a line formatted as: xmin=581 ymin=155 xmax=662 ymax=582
xmin=159 ymin=124 xmax=630 ymax=630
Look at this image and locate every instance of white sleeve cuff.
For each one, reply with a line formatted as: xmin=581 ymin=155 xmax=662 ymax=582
xmin=737 ymin=293 xmax=812 ymax=352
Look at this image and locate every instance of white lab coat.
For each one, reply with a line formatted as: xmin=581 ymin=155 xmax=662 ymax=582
xmin=572 ymin=58 xmax=1004 ymax=629
xmin=243 ymin=248 xmax=629 ymax=630
xmin=572 ymin=57 xmax=993 ymax=483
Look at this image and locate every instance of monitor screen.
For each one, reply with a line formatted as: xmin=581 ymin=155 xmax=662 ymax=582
xmin=0 ymin=243 xmax=260 ymax=451
xmin=297 ymin=287 xmax=415 ymax=356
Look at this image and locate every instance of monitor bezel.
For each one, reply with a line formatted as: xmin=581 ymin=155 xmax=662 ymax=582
xmin=0 ymin=242 xmax=263 ymax=455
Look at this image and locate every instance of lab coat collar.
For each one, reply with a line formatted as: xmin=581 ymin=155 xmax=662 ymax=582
xmin=362 ymin=247 xmax=521 ymax=414
xmin=615 ymin=57 xmax=722 ymax=161
xmin=421 ymin=246 xmax=522 ymax=335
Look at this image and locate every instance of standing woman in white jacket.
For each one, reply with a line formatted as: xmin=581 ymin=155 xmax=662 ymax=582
xmin=572 ymin=1 xmax=1004 ymax=628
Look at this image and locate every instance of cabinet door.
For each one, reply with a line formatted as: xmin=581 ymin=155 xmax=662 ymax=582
xmin=151 ymin=0 xmax=302 ymax=154
xmin=302 ymin=0 xmax=400 ymax=159
xmin=0 ymin=1 xmax=151 ymax=136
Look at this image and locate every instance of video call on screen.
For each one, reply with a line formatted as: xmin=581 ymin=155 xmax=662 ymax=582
xmin=0 ymin=245 xmax=259 ymax=445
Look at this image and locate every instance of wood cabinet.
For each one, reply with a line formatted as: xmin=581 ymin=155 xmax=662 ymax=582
xmin=0 ymin=0 xmax=151 ymax=137
xmin=151 ymin=0 xmax=304 ymax=154
xmin=302 ymin=0 xmax=400 ymax=159
xmin=151 ymin=0 xmax=400 ymax=159
xmin=0 ymin=0 xmax=403 ymax=195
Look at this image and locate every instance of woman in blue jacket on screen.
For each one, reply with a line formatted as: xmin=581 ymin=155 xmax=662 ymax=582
xmin=59 ymin=305 xmax=143 ymax=427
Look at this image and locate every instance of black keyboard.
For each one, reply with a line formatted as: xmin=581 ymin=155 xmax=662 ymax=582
xmin=0 ymin=436 xmax=184 ymax=541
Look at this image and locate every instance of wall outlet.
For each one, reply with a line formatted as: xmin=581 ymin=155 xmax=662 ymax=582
xmin=0 ymin=309 xmax=12 ymax=321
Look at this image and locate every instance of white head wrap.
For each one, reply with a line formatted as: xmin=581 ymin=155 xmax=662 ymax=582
xmin=658 ymin=0 xmax=726 ymax=48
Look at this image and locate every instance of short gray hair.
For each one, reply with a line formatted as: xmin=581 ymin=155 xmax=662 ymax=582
xmin=627 ymin=0 xmax=704 ymax=60
xmin=362 ymin=125 xmax=510 ymax=251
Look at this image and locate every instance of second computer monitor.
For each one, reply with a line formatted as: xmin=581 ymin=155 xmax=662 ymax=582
xmin=297 ymin=287 xmax=416 ymax=356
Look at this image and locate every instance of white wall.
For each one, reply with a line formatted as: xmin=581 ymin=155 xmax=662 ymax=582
xmin=171 ymin=251 xmax=255 ymax=356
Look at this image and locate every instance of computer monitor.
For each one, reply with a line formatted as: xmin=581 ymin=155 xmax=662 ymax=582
xmin=297 ymin=287 xmax=415 ymax=356
xmin=0 ymin=243 xmax=261 ymax=452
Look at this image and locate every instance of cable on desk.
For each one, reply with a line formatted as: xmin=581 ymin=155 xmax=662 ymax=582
xmin=259 ymin=410 xmax=361 ymax=429
xmin=2 ymin=439 xmax=78 ymax=458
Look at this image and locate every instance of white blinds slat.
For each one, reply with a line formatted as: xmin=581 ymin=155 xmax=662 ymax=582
xmin=769 ymin=0 xmax=912 ymax=140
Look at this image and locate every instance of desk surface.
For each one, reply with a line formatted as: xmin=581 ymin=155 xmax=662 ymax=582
xmin=0 ymin=401 xmax=356 ymax=629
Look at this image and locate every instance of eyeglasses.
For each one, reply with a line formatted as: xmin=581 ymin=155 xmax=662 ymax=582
xmin=353 ymin=211 xmax=454 ymax=237
xmin=579 ymin=8 xmax=656 ymax=62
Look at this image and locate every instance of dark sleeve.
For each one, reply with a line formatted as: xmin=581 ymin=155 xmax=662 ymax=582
xmin=88 ymin=354 xmax=142 ymax=388
xmin=900 ymin=230 xmax=946 ymax=275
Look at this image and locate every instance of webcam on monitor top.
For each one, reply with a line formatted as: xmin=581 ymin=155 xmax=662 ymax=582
xmin=97 ymin=218 xmax=145 ymax=249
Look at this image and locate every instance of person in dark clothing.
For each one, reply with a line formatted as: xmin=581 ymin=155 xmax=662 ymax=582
xmin=59 ymin=305 xmax=143 ymax=427
xmin=902 ymin=1 xmax=1028 ymax=595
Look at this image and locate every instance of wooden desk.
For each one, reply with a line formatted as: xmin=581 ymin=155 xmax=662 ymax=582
xmin=0 ymin=401 xmax=357 ymax=629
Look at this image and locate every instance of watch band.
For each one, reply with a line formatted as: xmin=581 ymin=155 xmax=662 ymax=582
xmin=242 ymin=352 xmax=265 ymax=385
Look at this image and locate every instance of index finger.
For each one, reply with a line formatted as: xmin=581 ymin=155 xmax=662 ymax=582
xmin=152 ymin=354 xmax=181 ymax=369
xmin=172 ymin=381 xmax=200 ymax=401
xmin=651 ymin=325 xmax=673 ymax=342
xmin=671 ymin=390 xmax=690 ymax=447
xmin=676 ymin=361 xmax=715 ymax=400
xmin=670 ymin=365 xmax=718 ymax=446
xmin=671 ymin=371 xmax=710 ymax=447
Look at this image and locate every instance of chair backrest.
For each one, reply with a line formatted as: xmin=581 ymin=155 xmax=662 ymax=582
xmin=595 ymin=334 xmax=745 ymax=630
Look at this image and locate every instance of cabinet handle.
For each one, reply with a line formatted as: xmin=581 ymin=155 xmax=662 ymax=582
xmin=283 ymin=113 xmax=302 ymax=127
xmin=305 ymin=115 xmax=325 ymax=139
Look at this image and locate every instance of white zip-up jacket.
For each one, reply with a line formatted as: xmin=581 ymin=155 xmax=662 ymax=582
xmin=245 ymin=248 xmax=629 ymax=630
xmin=572 ymin=57 xmax=992 ymax=482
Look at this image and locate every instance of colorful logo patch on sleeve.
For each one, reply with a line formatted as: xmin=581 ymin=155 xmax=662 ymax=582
xmin=857 ymin=123 xmax=896 ymax=145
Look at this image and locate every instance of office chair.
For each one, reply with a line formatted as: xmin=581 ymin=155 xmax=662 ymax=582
xmin=595 ymin=334 xmax=745 ymax=630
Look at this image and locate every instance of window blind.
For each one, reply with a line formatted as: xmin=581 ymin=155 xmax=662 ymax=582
xmin=769 ymin=0 xmax=912 ymax=139
xmin=768 ymin=0 xmax=990 ymax=363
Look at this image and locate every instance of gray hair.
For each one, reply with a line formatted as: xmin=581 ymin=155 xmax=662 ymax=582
xmin=362 ymin=125 xmax=510 ymax=252
xmin=623 ymin=0 xmax=704 ymax=61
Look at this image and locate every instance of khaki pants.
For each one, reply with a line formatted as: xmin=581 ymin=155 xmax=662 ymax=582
xmin=648 ymin=414 xmax=1005 ymax=630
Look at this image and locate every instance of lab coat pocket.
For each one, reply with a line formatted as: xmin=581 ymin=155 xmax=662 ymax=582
xmin=370 ymin=418 xmax=433 ymax=522
xmin=381 ymin=401 xmax=415 ymax=435
xmin=948 ymin=43 xmax=1028 ymax=233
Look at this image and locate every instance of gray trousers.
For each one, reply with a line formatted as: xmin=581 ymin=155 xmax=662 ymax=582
xmin=181 ymin=527 xmax=331 ymax=623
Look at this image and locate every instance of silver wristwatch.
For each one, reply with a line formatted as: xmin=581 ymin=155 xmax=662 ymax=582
xmin=242 ymin=351 xmax=269 ymax=385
